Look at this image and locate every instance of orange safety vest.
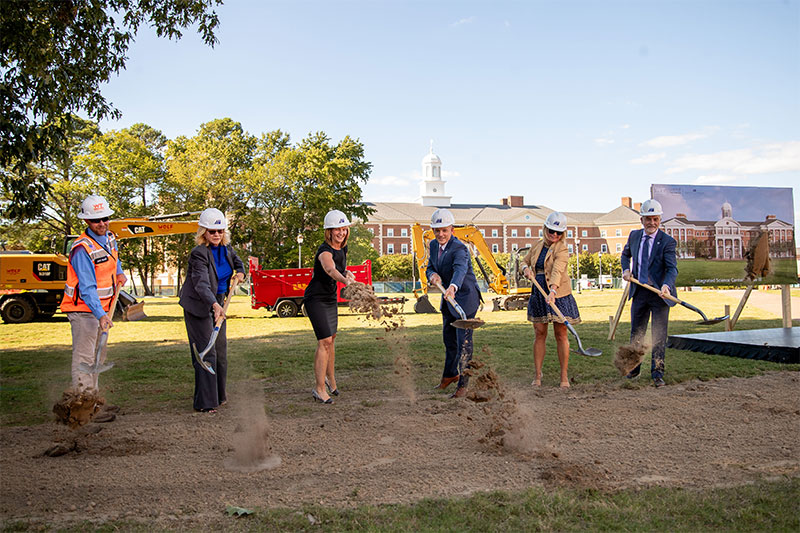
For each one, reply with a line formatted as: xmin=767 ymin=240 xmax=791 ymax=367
xmin=60 ymin=231 xmax=119 ymax=314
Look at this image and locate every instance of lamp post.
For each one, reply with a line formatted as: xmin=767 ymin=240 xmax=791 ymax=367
xmin=296 ymin=233 xmax=304 ymax=268
xmin=575 ymin=237 xmax=581 ymax=293
xmin=598 ymin=251 xmax=603 ymax=291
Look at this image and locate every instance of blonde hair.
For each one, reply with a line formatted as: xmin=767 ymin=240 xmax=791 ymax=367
xmin=195 ymin=227 xmax=231 ymax=246
xmin=324 ymin=227 xmax=349 ymax=248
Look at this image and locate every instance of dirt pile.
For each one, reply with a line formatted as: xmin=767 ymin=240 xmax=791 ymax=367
xmin=469 ymin=347 xmax=541 ymax=455
xmin=224 ymin=385 xmax=281 ymax=473
xmin=52 ymin=388 xmax=105 ymax=428
xmin=613 ymin=341 xmax=648 ymax=376
xmin=346 ymin=282 xmax=415 ymax=401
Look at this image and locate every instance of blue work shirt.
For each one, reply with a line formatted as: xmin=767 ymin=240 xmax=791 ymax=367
xmin=70 ymin=228 xmax=124 ymax=319
xmin=211 ymin=244 xmax=233 ymax=294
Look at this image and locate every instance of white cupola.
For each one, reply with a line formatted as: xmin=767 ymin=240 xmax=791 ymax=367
xmin=419 ymin=141 xmax=451 ymax=207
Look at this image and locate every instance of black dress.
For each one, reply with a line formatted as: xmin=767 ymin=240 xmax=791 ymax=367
xmin=304 ymin=242 xmax=347 ymax=340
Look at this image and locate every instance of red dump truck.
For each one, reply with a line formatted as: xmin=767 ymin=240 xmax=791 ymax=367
xmin=249 ymin=257 xmax=403 ymax=317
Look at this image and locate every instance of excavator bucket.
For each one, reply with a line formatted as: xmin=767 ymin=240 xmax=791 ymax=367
xmin=413 ymin=294 xmax=437 ymax=314
xmin=116 ymin=290 xmax=147 ymax=321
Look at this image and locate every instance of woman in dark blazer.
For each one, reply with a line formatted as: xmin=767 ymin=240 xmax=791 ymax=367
xmin=179 ymin=208 xmax=245 ymax=412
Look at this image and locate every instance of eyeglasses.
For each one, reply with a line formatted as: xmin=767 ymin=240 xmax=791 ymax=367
xmin=546 ymin=228 xmax=564 ymax=235
xmin=88 ymin=217 xmax=109 ymax=223
xmin=206 ymin=229 xmax=224 ymax=235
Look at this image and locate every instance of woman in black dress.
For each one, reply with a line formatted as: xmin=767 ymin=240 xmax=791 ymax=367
xmin=303 ymin=210 xmax=355 ymax=404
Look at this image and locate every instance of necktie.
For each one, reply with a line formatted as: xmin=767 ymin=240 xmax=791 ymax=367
xmin=639 ymin=234 xmax=650 ymax=284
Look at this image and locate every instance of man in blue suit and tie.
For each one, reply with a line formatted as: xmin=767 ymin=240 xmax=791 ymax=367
xmin=621 ymin=199 xmax=678 ymax=387
xmin=426 ymin=208 xmax=481 ymax=398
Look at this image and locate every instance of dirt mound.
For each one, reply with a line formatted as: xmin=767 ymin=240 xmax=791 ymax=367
xmin=613 ymin=341 xmax=648 ymax=376
xmin=52 ymin=388 xmax=105 ymax=428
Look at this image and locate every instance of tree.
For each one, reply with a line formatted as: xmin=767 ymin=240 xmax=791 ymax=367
xmin=0 ymin=0 xmax=222 ymax=219
xmin=80 ymin=124 xmax=168 ymax=295
xmin=374 ymin=254 xmax=413 ymax=281
xmin=347 ymin=222 xmax=379 ymax=266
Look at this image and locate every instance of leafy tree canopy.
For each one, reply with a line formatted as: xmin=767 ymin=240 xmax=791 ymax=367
xmin=0 ymin=0 xmax=222 ymax=219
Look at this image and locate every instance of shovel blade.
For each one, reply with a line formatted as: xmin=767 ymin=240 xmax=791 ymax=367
xmin=191 ymin=343 xmax=215 ymax=375
xmin=565 ymin=322 xmax=602 ymax=357
xmin=452 ymin=318 xmax=485 ymax=330
xmin=123 ymin=302 xmax=147 ymax=321
xmin=695 ymin=315 xmax=729 ymax=326
xmin=77 ymin=361 xmax=115 ymax=374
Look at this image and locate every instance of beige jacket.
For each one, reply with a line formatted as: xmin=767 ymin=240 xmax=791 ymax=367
xmin=523 ymin=237 xmax=573 ymax=299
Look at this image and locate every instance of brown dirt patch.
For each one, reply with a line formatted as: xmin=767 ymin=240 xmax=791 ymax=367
xmin=613 ymin=341 xmax=649 ymax=376
xmin=52 ymin=388 xmax=105 ymax=428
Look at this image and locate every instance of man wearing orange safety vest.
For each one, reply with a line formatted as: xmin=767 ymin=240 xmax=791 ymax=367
xmin=61 ymin=195 xmax=127 ymax=398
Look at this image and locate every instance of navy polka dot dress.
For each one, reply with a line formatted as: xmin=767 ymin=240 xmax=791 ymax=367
xmin=527 ymin=246 xmax=581 ymax=325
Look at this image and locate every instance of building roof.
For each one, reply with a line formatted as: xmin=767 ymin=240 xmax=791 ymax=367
xmin=593 ymin=205 xmax=642 ymax=225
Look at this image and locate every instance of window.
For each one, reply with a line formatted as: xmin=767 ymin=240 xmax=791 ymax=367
xmin=512 ymin=243 xmax=518 ymax=251
xmin=568 ymin=244 xmax=574 ymax=254
xmin=581 ymin=230 xmax=588 ymax=237
xmin=511 ymin=229 xmax=518 ymax=237
xmin=600 ymin=230 xmax=607 ymax=238
xmin=582 ymin=244 xmax=588 ymax=251
xmin=387 ymin=244 xmax=394 ymax=254
xmin=616 ymin=229 xmax=622 ymax=237
xmin=387 ymin=228 xmax=394 ymax=237
xmin=492 ymin=244 xmax=499 ymax=253
xmin=480 ymin=229 xmax=485 ymax=236
xmin=616 ymin=243 xmax=622 ymax=252
xmin=525 ymin=228 xmax=531 ymax=237
xmin=600 ymin=244 xmax=608 ymax=253
xmin=567 ymin=230 xmax=573 ymax=238
xmin=491 ymin=229 xmax=498 ymax=237
xmin=401 ymin=244 xmax=408 ymax=254
xmin=538 ymin=229 xmax=543 ymax=237
xmin=401 ymin=228 xmax=408 ymax=237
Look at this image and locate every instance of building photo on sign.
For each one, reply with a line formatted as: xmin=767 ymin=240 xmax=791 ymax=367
xmin=652 ymin=184 xmax=797 ymax=286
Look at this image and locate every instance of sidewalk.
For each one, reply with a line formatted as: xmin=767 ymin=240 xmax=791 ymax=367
xmin=718 ymin=289 xmax=800 ymax=321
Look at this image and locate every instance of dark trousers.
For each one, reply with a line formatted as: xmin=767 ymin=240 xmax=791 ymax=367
xmin=630 ymin=290 xmax=670 ymax=379
xmin=442 ymin=306 xmax=475 ymax=388
xmin=184 ymin=293 xmax=227 ymax=410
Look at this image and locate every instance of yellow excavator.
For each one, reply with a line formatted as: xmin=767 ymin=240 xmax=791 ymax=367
xmin=410 ymin=223 xmax=532 ymax=313
xmin=0 ymin=213 xmax=199 ymax=323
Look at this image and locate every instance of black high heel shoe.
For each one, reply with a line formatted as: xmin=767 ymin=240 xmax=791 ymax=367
xmin=312 ymin=389 xmax=333 ymax=404
xmin=325 ymin=377 xmax=340 ymax=396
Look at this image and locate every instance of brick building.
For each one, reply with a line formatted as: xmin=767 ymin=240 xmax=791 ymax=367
xmin=359 ymin=147 xmax=643 ymax=256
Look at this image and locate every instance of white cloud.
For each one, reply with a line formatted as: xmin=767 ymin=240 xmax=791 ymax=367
xmin=692 ymin=174 xmax=739 ymax=185
xmin=641 ymin=131 xmax=708 ymax=148
xmin=620 ymin=124 xmax=630 ymax=129
xmin=441 ymin=170 xmax=461 ymax=178
xmin=370 ymin=175 xmax=410 ymax=186
xmin=667 ymin=141 xmax=800 ymax=175
xmin=630 ymin=152 xmax=666 ymax=165
xmin=594 ymin=138 xmax=615 ymax=146
xmin=451 ymin=16 xmax=475 ymax=27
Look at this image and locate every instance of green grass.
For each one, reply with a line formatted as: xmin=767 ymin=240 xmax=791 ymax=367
xmin=676 ymin=257 xmax=798 ymax=286
xmin=3 ymin=479 xmax=797 ymax=532
xmin=1 ymin=289 xmax=794 ymax=425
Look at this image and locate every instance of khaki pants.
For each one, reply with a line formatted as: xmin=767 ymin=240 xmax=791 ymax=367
xmin=68 ymin=312 xmax=107 ymax=391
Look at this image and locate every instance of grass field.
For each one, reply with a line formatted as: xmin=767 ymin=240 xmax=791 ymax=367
xmin=676 ymin=257 xmax=798 ymax=286
xmin=1 ymin=288 xmax=798 ymax=531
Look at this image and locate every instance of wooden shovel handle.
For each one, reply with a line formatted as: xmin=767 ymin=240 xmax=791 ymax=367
xmin=628 ymin=276 xmax=679 ymax=304
xmin=529 ymin=276 xmax=567 ymax=323
xmin=215 ymin=277 xmax=240 ymax=327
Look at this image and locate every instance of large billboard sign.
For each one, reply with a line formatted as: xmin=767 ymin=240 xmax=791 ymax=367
xmin=651 ymin=184 xmax=797 ymax=287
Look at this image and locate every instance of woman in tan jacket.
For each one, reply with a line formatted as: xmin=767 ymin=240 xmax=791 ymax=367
xmin=521 ymin=212 xmax=581 ymax=388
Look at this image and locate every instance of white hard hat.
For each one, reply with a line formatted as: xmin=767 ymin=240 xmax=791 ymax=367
xmin=77 ymin=194 xmax=114 ymax=219
xmin=639 ymin=199 xmax=663 ymax=216
xmin=323 ymin=210 xmax=350 ymax=229
xmin=430 ymin=208 xmax=455 ymax=228
xmin=544 ymin=211 xmax=567 ymax=232
xmin=198 ymin=208 xmax=228 ymax=230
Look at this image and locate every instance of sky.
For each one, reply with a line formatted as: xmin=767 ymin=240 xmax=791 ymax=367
xmin=99 ymin=0 xmax=800 ymax=220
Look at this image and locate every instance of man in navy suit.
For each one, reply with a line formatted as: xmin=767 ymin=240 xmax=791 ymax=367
xmin=621 ymin=199 xmax=678 ymax=387
xmin=426 ymin=208 xmax=481 ymax=398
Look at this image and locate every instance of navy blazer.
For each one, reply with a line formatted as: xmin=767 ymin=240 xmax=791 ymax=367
xmin=621 ymin=229 xmax=678 ymax=305
xmin=426 ymin=236 xmax=480 ymax=316
xmin=179 ymin=244 xmax=245 ymax=318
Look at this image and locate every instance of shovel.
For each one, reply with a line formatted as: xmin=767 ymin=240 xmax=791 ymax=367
xmin=529 ymin=277 xmax=602 ymax=357
xmin=192 ymin=278 xmax=240 ymax=374
xmin=78 ymin=284 xmax=122 ymax=375
xmin=628 ymin=276 xmax=728 ymax=325
xmin=433 ymin=281 xmax=485 ymax=329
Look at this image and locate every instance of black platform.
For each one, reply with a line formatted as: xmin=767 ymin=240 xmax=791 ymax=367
xmin=668 ymin=328 xmax=799 ymax=364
